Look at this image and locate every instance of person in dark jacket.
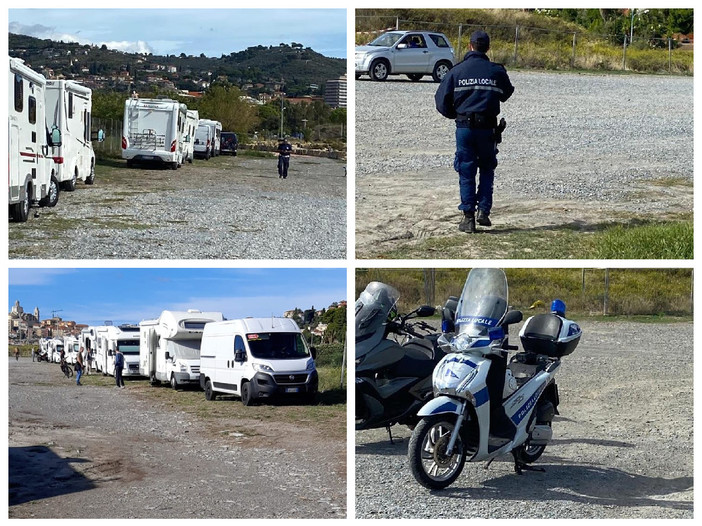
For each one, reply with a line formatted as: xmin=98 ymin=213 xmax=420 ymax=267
xmin=435 ymin=30 xmax=514 ymax=233
xmin=277 ymin=137 xmax=292 ymax=179
xmin=114 ymin=348 xmax=125 ymax=389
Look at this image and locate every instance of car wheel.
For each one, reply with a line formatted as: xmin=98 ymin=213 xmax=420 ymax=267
xmin=39 ymin=176 xmax=59 ymax=208
xmin=407 ymin=74 xmax=423 ymax=81
xmin=170 ymin=374 xmax=179 ymax=390
xmin=205 ymin=379 xmax=217 ymax=401
xmin=370 ymin=59 xmax=389 ymax=81
xmin=10 ymin=181 xmax=30 ymax=222
xmin=85 ymin=160 xmax=95 ymax=185
xmin=62 ymin=169 xmax=77 ymax=192
xmin=241 ymin=381 xmax=254 ymax=406
xmin=432 ymin=61 xmax=452 ymax=82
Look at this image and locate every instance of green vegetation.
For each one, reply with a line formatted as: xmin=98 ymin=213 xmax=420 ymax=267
xmin=356 ymin=268 xmax=694 ymax=318
xmin=356 ymin=8 xmax=693 ymax=74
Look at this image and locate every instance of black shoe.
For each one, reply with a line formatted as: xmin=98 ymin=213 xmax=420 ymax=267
xmin=459 ymin=212 xmax=476 ymax=233
xmin=476 ymin=209 xmax=492 ymax=226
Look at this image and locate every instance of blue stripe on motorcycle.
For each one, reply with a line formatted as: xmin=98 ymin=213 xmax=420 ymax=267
xmin=510 ymin=387 xmax=544 ymax=425
xmin=474 ymin=386 xmax=489 ymax=407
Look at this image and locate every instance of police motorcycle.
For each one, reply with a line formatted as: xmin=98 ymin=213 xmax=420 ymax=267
xmin=355 ymin=281 xmax=458 ymax=441
xmin=408 ymin=268 xmax=581 ymax=489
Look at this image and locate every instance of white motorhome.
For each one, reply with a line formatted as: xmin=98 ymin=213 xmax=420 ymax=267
xmin=63 ymin=335 xmax=80 ymax=364
xmin=199 ymin=317 xmax=318 ymax=405
xmin=44 ymin=80 xmax=95 ymax=191
xmin=139 ymin=309 xmax=224 ymax=390
xmin=183 ymin=109 xmax=199 ymax=164
xmin=198 ymin=119 xmax=222 ymax=156
xmin=46 ymin=338 xmax=64 ymax=363
xmin=88 ymin=324 xmax=141 ymax=377
xmin=122 ymin=97 xmax=187 ymax=169
xmin=193 ymin=123 xmax=212 ymax=160
xmin=8 ymin=57 xmax=61 ymax=222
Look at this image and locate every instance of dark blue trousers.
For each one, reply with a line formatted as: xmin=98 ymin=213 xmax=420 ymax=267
xmin=454 ymin=126 xmax=498 ymax=214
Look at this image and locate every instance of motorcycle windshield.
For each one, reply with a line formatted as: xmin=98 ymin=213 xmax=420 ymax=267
xmin=355 ymin=282 xmax=400 ymax=343
xmin=455 ymin=268 xmax=508 ymax=338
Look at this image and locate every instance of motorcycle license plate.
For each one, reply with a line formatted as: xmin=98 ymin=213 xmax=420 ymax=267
xmin=285 ymin=387 xmax=299 ymax=393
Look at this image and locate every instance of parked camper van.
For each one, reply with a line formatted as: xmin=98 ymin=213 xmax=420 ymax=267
xmin=198 ymin=119 xmax=222 ymax=157
xmin=199 ymin=317 xmax=318 ymax=405
xmin=183 ymin=109 xmax=199 ymax=164
xmin=63 ymin=335 xmax=80 ymax=364
xmin=139 ymin=310 xmax=225 ymax=390
xmin=89 ymin=324 xmax=141 ymax=377
xmin=45 ymin=80 xmax=95 ymax=191
xmin=8 ymin=57 xmax=61 ymax=221
xmin=46 ymin=338 xmax=64 ymax=363
xmin=193 ymin=123 xmax=213 ymax=159
xmin=122 ymin=98 xmax=187 ymax=169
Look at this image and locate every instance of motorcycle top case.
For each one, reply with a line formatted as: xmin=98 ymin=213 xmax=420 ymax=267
xmin=519 ymin=313 xmax=581 ymax=357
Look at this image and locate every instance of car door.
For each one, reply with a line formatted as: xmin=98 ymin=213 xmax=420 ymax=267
xmin=393 ymin=33 xmax=431 ymax=73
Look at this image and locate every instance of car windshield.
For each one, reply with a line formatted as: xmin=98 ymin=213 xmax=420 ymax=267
xmin=367 ymin=32 xmax=404 ymax=47
xmin=246 ymin=332 xmax=310 ymax=360
xmin=117 ymin=340 xmax=140 ymax=355
xmin=166 ymin=340 xmax=201 ymax=360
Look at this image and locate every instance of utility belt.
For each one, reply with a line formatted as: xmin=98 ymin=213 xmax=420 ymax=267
xmin=456 ymin=113 xmax=497 ymax=130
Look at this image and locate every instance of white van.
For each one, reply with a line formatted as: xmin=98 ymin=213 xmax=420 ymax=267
xmin=8 ymin=57 xmax=61 ymax=221
xmin=45 ymin=80 xmax=95 ymax=190
xmin=193 ymin=123 xmax=212 ymax=159
xmin=199 ymin=317 xmax=318 ymax=405
xmin=63 ymin=335 xmax=80 ymax=364
xmin=139 ymin=309 xmax=225 ymax=389
xmin=122 ymin=97 xmax=187 ymax=169
xmin=198 ymin=119 xmax=222 ymax=156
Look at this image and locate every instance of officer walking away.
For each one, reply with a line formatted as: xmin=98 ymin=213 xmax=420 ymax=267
xmin=435 ymin=30 xmax=514 ymax=233
xmin=277 ymin=137 xmax=292 ymax=179
xmin=114 ymin=348 xmax=125 ymax=389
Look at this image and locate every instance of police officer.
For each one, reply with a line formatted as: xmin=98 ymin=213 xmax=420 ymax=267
xmin=435 ymin=30 xmax=514 ymax=233
xmin=277 ymin=137 xmax=292 ymax=179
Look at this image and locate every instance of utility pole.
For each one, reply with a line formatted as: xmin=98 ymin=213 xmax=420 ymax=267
xmin=279 ymin=79 xmax=285 ymax=139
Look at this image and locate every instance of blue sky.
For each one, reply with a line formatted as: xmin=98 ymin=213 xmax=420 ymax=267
xmin=8 ymin=268 xmax=346 ymax=326
xmin=8 ymin=8 xmax=347 ymax=58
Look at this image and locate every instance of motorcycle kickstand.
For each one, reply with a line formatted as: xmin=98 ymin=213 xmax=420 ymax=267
xmin=512 ymin=452 xmax=546 ymax=475
xmin=484 ymin=457 xmax=496 ymax=470
xmin=386 ymin=426 xmax=395 ymax=444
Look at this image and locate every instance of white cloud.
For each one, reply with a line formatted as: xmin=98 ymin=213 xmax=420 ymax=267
xmin=9 ymin=268 xmax=77 ymax=286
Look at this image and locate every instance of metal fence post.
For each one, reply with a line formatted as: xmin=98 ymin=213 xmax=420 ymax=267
xmin=604 ymin=268 xmax=610 ymax=316
xmin=513 ymin=25 xmax=519 ymax=65
xmin=457 ymin=24 xmax=463 ymax=61
xmin=571 ymin=32 xmax=577 ymax=68
xmin=622 ymin=35 xmax=627 ymax=71
xmin=668 ymin=37 xmax=672 ymax=73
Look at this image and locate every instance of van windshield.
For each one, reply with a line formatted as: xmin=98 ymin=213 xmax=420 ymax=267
xmin=246 ymin=333 xmax=310 ymax=360
xmin=166 ymin=340 xmax=201 ymax=360
xmin=117 ymin=340 xmax=140 ymax=355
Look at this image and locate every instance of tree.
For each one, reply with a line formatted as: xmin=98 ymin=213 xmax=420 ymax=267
xmin=195 ymin=83 xmax=259 ymax=136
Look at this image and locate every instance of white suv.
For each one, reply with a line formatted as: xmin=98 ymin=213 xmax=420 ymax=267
xmin=355 ymin=30 xmax=455 ymax=82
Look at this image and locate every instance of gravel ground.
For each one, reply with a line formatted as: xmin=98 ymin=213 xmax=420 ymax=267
xmin=9 ymin=154 xmax=346 ymax=259
xmin=355 ymin=320 xmax=693 ymax=519
xmin=9 ymin=359 xmax=346 ymax=518
xmin=355 ymin=72 xmax=693 ymax=256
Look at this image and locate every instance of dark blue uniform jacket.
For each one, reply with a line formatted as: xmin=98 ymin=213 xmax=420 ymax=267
xmin=435 ymin=51 xmax=514 ymax=120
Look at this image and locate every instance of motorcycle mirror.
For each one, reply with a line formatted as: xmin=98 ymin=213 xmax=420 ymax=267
xmin=416 ymin=305 xmax=436 ymax=317
xmin=502 ymin=309 xmax=523 ymax=326
xmin=488 ymin=326 xmax=505 ymax=341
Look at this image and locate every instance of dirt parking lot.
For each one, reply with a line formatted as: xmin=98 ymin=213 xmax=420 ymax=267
xmin=355 ymin=320 xmax=693 ymax=519
xmin=9 ymin=358 xmax=346 ymax=518
xmin=9 ymin=153 xmax=347 ymax=259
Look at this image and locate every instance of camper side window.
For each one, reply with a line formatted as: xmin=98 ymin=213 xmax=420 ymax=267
xmin=84 ymin=110 xmax=90 ymax=142
xmin=68 ymin=92 xmax=74 ymax=118
xmin=14 ymin=74 xmax=23 ymax=112
xmin=28 ymin=96 xmax=37 ymax=125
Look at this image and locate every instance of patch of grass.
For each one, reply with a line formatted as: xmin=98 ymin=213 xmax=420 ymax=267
xmin=590 ymin=220 xmax=693 ymax=259
xmin=649 ymin=177 xmax=694 ymax=187
xmin=239 ymin=149 xmax=276 ymax=159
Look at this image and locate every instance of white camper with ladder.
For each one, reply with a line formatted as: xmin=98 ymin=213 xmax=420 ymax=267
xmin=139 ymin=309 xmax=224 ymax=390
xmin=44 ymin=80 xmax=95 ymax=191
xmin=8 ymin=57 xmax=61 ymax=222
xmin=89 ymin=324 xmax=141 ymax=377
xmin=122 ymin=97 xmax=187 ymax=169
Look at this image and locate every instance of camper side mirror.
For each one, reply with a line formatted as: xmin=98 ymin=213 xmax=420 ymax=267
xmin=310 ymin=346 xmax=317 ymax=360
xmin=97 ymin=129 xmax=105 ymax=142
xmin=234 ymin=350 xmax=246 ymax=363
xmin=49 ymin=126 xmax=62 ymax=148
xmin=165 ymin=352 xmax=171 ymax=361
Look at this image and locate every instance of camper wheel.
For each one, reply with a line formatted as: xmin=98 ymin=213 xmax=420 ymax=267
xmin=170 ymin=162 xmax=178 ymax=170
xmin=241 ymin=381 xmax=254 ymax=406
xmin=10 ymin=181 xmax=31 ymax=223
xmin=62 ymin=168 xmax=77 ymax=192
xmin=85 ymin=160 xmax=95 ymax=185
xmin=39 ymin=176 xmax=59 ymax=208
xmin=170 ymin=374 xmax=179 ymax=390
xmin=149 ymin=373 xmax=159 ymax=386
xmin=204 ymin=379 xmax=216 ymax=401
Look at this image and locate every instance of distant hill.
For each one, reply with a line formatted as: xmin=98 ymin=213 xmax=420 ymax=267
xmin=9 ymin=33 xmax=346 ymax=97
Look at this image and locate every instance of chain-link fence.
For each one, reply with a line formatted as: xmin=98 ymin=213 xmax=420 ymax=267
xmin=356 ymin=15 xmax=693 ymax=74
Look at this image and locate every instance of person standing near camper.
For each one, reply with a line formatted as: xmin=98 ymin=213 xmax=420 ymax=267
xmin=277 ymin=137 xmax=292 ymax=179
xmin=114 ymin=348 xmax=125 ymax=389
xmin=14 ymin=347 xmax=20 ymax=361
xmin=81 ymin=347 xmax=90 ymax=376
xmin=435 ymin=30 xmax=514 ymax=233
xmin=75 ymin=348 xmax=84 ymax=386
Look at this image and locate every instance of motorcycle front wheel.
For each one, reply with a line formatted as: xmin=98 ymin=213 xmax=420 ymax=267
xmin=409 ymin=414 xmax=467 ymax=490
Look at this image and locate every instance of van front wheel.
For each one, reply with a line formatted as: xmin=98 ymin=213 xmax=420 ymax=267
xmin=170 ymin=374 xmax=179 ymax=390
xmin=241 ymin=381 xmax=254 ymax=406
xmin=205 ymin=379 xmax=216 ymax=401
